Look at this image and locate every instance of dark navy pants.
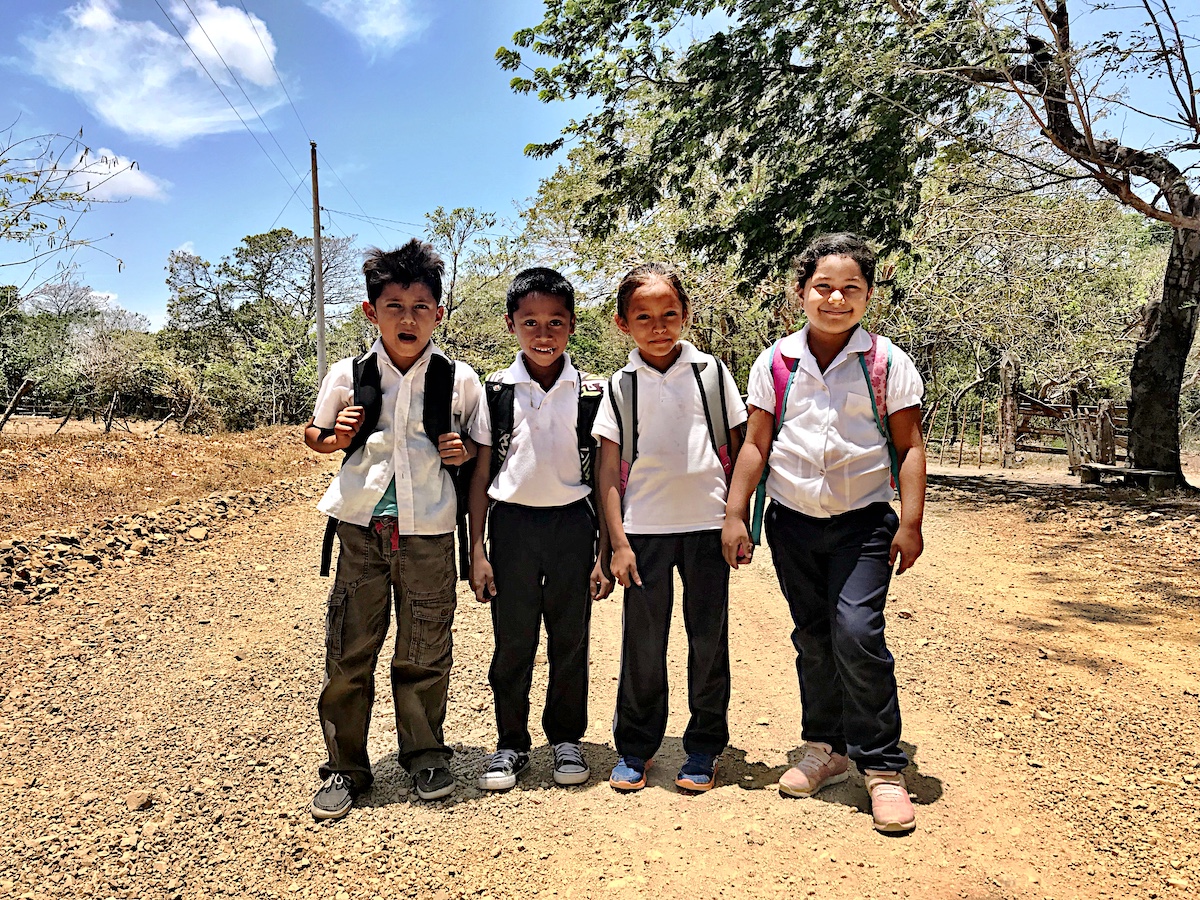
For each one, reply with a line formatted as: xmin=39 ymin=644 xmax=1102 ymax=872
xmin=614 ymin=531 xmax=731 ymax=761
xmin=487 ymin=499 xmax=596 ymax=752
xmin=765 ymin=501 xmax=907 ymax=772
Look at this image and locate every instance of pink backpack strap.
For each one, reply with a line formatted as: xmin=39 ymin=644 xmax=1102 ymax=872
xmin=770 ymin=340 xmax=798 ymax=426
xmin=862 ymin=332 xmax=890 ymax=425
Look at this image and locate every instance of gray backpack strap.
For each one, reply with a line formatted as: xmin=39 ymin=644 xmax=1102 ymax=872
xmin=608 ymin=370 xmax=638 ymax=497
xmin=691 ymin=357 xmax=732 ymax=480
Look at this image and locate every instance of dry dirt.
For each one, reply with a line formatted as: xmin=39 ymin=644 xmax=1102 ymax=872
xmin=3 ymin=425 xmax=1200 ymax=900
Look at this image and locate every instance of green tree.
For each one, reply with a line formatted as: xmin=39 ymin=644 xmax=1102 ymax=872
xmin=502 ymin=0 xmax=1200 ymax=480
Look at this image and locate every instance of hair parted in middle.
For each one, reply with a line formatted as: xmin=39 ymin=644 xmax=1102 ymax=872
xmin=615 ymin=262 xmax=691 ymax=320
xmin=790 ymin=232 xmax=878 ymax=293
xmin=506 ymin=267 xmax=576 ymax=317
xmin=362 ymin=238 xmax=445 ymax=305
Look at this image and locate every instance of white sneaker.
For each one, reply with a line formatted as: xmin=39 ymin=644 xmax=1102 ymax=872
xmin=477 ymin=749 xmax=529 ymax=791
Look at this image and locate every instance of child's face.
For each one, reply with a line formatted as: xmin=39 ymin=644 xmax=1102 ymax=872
xmin=800 ymin=254 xmax=872 ymax=340
xmin=506 ymin=291 xmax=575 ymax=372
xmin=615 ymin=277 xmax=687 ymax=371
xmin=363 ymin=281 xmax=443 ymax=371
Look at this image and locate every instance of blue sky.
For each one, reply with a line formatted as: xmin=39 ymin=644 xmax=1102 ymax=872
xmin=1 ymin=0 xmax=588 ymax=326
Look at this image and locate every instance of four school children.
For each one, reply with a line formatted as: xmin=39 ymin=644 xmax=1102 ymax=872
xmin=305 ymin=233 xmax=927 ymax=834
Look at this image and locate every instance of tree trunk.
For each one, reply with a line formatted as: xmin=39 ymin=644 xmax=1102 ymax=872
xmin=0 ymin=379 xmax=35 ymax=432
xmin=1127 ymin=227 xmax=1200 ymax=483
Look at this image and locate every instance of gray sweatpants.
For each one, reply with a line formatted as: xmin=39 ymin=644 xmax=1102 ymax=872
xmin=318 ymin=520 xmax=457 ymax=790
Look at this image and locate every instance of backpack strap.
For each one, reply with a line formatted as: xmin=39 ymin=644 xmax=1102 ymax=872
xmin=484 ymin=372 xmax=516 ymax=489
xmin=322 ymin=350 xmax=383 ymax=576
xmin=751 ymin=340 xmax=799 ymax=545
xmin=577 ymin=375 xmax=606 ymax=489
xmin=857 ymin=333 xmax=901 ymax=494
xmin=422 ymin=353 xmax=456 ymax=458
xmin=608 ymin=370 xmax=638 ymax=498
xmin=692 ymin=357 xmax=733 ymax=481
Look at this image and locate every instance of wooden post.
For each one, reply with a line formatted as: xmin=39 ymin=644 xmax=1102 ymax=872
xmin=153 ymin=412 xmax=175 ymax=433
xmin=937 ymin=402 xmax=952 ymax=465
xmin=0 ymin=379 xmax=34 ymax=432
xmin=956 ymin=403 xmax=969 ymax=467
xmin=103 ymin=391 xmax=118 ymax=433
xmin=54 ymin=401 xmax=77 ymax=435
xmin=1098 ymin=399 xmax=1116 ymax=465
xmin=999 ymin=352 xmax=1020 ymax=468
xmin=311 ymin=141 xmax=327 ymax=386
xmin=977 ymin=392 xmax=987 ymax=467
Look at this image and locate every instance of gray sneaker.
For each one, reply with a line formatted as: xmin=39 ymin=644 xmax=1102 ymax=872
xmin=477 ymin=749 xmax=530 ymax=791
xmin=311 ymin=773 xmax=354 ymax=820
xmin=414 ymin=766 xmax=455 ymax=801
xmin=551 ymin=742 xmax=590 ymax=785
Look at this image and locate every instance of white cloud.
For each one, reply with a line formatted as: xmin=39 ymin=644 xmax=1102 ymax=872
xmin=63 ymin=147 xmax=171 ymax=202
xmin=22 ymin=0 xmax=286 ymax=146
xmin=304 ymin=0 xmax=426 ymax=54
xmin=174 ymin=240 xmax=196 ymax=255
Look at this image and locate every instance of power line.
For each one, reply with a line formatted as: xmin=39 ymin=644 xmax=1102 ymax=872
xmin=177 ymin=0 xmax=305 ymax=183
xmin=317 ymin=150 xmax=390 ymax=244
xmin=270 ymin=168 xmax=313 ymax=230
xmin=151 ymin=0 xmax=294 ymax=191
xmin=321 ymin=207 xmax=425 ymax=233
xmin=236 ymin=0 xmax=313 ymax=143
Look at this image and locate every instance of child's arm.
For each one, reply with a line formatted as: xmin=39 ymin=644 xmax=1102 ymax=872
xmin=304 ymin=406 xmax=364 ymax=454
xmin=467 ymin=444 xmax=495 ymax=602
xmin=888 ymin=406 xmax=926 ymax=575
xmin=599 ymin=438 xmax=640 ymax=588
xmin=590 ymin=470 xmax=614 ymax=600
xmin=721 ymin=406 xmax=774 ymax=568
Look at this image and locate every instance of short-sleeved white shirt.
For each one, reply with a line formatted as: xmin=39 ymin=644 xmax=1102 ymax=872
xmin=312 ymin=338 xmax=488 ymax=533
xmin=592 ymin=341 xmax=748 ymax=535
xmin=479 ymin=352 xmax=594 ymax=508
xmin=746 ymin=325 xmax=923 ymax=519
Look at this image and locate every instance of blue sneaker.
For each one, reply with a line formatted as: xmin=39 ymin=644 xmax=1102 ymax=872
xmin=609 ymin=756 xmax=648 ymax=791
xmin=675 ymin=752 xmax=719 ymax=792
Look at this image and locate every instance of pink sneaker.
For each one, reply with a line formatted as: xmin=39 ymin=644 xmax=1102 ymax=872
xmin=778 ymin=742 xmax=850 ymax=797
xmin=864 ymin=770 xmax=916 ymax=833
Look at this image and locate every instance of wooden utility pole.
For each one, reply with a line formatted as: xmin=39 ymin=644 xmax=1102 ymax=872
xmin=311 ymin=141 xmax=327 ymax=385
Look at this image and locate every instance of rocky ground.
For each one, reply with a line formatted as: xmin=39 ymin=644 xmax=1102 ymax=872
xmin=2 ymin=428 xmax=1200 ymax=900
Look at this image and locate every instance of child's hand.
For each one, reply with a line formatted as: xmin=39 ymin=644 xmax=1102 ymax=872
xmin=721 ymin=516 xmax=754 ymax=568
xmin=589 ymin=559 xmax=614 ymax=601
xmin=332 ymin=406 xmax=365 ymax=449
xmin=890 ymin=523 xmax=924 ymax=575
xmin=470 ymin=551 xmax=496 ymax=603
xmin=610 ymin=545 xmax=642 ymax=589
xmin=438 ymin=432 xmax=470 ymax=466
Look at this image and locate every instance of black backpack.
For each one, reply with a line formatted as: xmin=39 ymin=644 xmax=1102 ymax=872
xmin=319 ymin=350 xmax=470 ymax=578
xmin=483 ymin=370 xmax=606 ymax=493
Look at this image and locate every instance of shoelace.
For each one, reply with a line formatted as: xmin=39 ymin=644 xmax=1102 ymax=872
xmin=323 ymin=773 xmax=350 ymax=794
xmin=870 ymin=778 xmax=907 ymax=801
xmin=487 ymin=749 xmax=521 ymax=772
xmin=553 ymin=743 xmax=585 ymax=768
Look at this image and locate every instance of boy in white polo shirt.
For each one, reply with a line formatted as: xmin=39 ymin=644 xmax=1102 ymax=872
xmin=722 ymin=233 xmax=927 ymax=833
xmin=593 ymin=263 xmax=747 ymax=793
xmin=304 ymin=240 xmax=487 ymax=818
xmin=468 ymin=267 xmax=613 ymax=791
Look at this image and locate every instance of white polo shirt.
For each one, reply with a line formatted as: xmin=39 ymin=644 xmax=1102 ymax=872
xmin=481 ymin=352 xmax=594 ymax=508
xmin=592 ymin=341 xmax=747 ymax=535
xmin=312 ymin=339 xmax=488 ymax=533
xmin=746 ymin=325 xmax=923 ymax=519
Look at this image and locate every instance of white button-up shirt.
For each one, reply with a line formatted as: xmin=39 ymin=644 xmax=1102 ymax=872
xmin=746 ymin=325 xmax=923 ymax=518
xmin=482 ymin=352 xmax=594 ymax=508
xmin=592 ymin=341 xmax=747 ymax=535
xmin=312 ymin=339 xmax=487 ymax=533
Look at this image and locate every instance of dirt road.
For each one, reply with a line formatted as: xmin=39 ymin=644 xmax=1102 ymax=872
xmin=3 ymin=445 xmax=1200 ymax=899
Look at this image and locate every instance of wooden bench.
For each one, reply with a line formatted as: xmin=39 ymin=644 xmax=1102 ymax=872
xmin=1078 ymin=463 xmax=1176 ymax=492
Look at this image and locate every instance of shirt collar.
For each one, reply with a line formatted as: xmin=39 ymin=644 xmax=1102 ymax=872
xmin=622 ymin=339 xmax=705 ymax=374
xmin=504 ymin=351 xmax=579 ymax=388
xmin=368 ymin=337 xmax=442 ymax=378
xmin=779 ymin=325 xmax=870 ymax=376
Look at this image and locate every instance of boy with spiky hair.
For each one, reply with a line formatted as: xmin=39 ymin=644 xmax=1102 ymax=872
xmin=304 ymin=238 xmax=487 ymax=818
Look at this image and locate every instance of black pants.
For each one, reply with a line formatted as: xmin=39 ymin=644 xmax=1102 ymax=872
xmin=487 ymin=500 xmax=596 ymax=751
xmin=614 ymin=530 xmax=731 ymax=761
xmin=766 ymin=500 xmax=907 ymax=772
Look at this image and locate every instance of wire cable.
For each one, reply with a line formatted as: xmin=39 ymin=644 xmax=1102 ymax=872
xmin=237 ymin=0 xmax=313 ymax=143
xmin=270 ymin=168 xmax=313 ymax=230
xmin=151 ymin=0 xmax=294 ymax=191
xmin=177 ymin=0 xmax=306 ymax=182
